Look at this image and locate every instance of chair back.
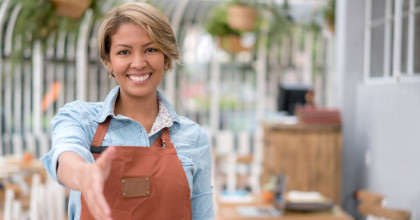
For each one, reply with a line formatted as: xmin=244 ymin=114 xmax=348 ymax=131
xmin=355 ymin=190 xmax=411 ymax=220
xmin=3 ymin=188 xmax=23 ymax=220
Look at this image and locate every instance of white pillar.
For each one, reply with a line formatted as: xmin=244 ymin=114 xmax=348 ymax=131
xmin=165 ymin=0 xmax=190 ymax=105
xmin=210 ymin=39 xmax=221 ymax=133
xmin=76 ymin=10 xmax=93 ymax=101
xmin=32 ymin=41 xmax=43 ymax=134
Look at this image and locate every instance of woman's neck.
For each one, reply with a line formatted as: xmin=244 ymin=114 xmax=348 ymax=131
xmin=114 ymin=92 xmax=159 ymax=133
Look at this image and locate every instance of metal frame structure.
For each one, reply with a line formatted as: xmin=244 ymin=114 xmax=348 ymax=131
xmin=0 ymin=0 xmax=333 ymax=195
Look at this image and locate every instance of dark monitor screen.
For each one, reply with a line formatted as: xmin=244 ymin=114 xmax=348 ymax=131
xmin=277 ymin=84 xmax=312 ymax=115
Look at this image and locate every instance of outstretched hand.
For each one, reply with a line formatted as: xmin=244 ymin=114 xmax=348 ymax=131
xmin=81 ymin=147 xmax=117 ymax=220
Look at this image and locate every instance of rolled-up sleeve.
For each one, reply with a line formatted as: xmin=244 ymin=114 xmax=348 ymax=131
xmin=41 ymin=101 xmax=94 ymax=186
xmin=191 ymin=128 xmax=214 ymax=219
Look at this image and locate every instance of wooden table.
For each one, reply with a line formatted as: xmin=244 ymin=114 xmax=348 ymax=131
xmin=0 ymin=156 xmax=46 ymax=204
xmin=0 ymin=156 xmax=45 ymax=180
xmin=217 ymin=196 xmax=354 ymax=220
xmin=218 ymin=206 xmax=353 ymax=220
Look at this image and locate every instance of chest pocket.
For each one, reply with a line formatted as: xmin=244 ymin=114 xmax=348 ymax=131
xmin=178 ymin=154 xmax=195 ymax=190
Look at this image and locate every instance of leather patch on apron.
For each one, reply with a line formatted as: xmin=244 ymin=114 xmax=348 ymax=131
xmin=121 ymin=177 xmax=151 ymax=198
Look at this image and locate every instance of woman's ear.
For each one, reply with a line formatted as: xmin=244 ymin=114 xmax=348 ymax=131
xmin=106 ymin=60 xmax=112 ymax=72
xmin=164 ymin=56 xmax=169 ymax=67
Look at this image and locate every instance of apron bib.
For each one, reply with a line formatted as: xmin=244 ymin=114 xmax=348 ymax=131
xmin=80 ymin=117 xmax=192 ymax=219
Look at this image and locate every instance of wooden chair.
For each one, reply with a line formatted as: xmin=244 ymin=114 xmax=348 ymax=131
xmin=1 ymin=171 xmax=65 ymax=220
xmin=29 ymin=173 xmax=66 ymax=220
xmin=355 ymin=190 xmax=411 ymax=220
xmin=212 ymin=131 xmax=261 ymax=195
xmin=2 ymin=187 xmax=23 ymax=220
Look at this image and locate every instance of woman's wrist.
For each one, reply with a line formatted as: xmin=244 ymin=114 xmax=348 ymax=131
xmin=57 ymin=152 xmax=90 ymax=191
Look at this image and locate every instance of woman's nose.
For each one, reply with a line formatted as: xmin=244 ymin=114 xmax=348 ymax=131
xmin=130 ymin=53 xmax=148 ymax=69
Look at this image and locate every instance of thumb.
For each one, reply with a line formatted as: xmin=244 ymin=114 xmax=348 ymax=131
xmin=96 ymin=147 xmax=116 ymax=171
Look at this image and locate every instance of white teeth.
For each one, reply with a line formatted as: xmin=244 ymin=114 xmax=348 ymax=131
xmin=129 ymin=74 xmax=150 ymax=82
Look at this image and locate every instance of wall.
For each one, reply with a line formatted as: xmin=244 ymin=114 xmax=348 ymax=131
xmin=355 ymin=83 xmax=420 ymax=216
xmin=339 ymin=0 xmax=420 ymax=218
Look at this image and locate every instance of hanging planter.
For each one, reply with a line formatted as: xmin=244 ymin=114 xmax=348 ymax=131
xmin=323 ymin=0 xmax=335 ymax=34
xmin=227 ymin=4 xmax=258 ymax=31
xmin=325 ymin=16 xmax=335 ymax=34
xmin=205 ymin=3 xmax=258 ymax=53
xmin=51 ymin=0 xmax=91 ymax=19
xmin=10 ymin=0 xmax=103 ymax=68
xmin=218 ymin=35 xmax=250 ymax=54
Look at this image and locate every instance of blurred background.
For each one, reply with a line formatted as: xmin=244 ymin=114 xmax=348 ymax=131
xmin=0 ymin=0 xmax=419 ymax=219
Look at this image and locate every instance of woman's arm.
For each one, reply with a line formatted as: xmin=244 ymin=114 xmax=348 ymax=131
xmin=57 ymin=148 xmax=116 ymax=220
xmin=191 ymin=129 xmax=214 ymax=219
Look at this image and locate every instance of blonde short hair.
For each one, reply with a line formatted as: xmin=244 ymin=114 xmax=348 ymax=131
xmin=97 ymin=2 xmax=179 ymax=71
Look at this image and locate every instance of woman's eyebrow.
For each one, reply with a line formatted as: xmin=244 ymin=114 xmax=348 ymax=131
xmin=115 ymin=44 xmax=132 ymax=48
xmin=114 ymin=42 xmax=154 ymax=48
xmin=142 ymin=42 xmax=154 ymax=47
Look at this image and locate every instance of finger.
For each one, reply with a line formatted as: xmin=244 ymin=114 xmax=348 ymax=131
xmin=91 ymin=171 xmax=112 ymax=216
xmin=99 ymin=146 xmax=117 ymax=164
xmin=86 ymin=183 xmax=112 ymax=219
xmin=92 ymin=181 xmax=111 ymax=216
xmin=91 ymin=193 xmax=111 ymax=219
xmin=87 ymin=147 xmax=116 ymax=219
xmin=82 ymin=165 xmax=111 ymax=219
xmin=95 ymin=147 xmax=116 ymax=180
xmin=96 ymin=188 xmax=112 ymax=217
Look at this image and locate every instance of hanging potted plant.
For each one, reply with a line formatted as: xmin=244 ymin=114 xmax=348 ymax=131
xmin=10 ymin=0 xmax=103 ymax=63
xmin=205 ymin=4 xmax=251 ymax=53
xmin=51 ymin=0 xmax=91 ymax=19
xmin=227 ymin=0 xmax=258 ymax=31
xmin=323 ymin=0 xmax=335 ymax=34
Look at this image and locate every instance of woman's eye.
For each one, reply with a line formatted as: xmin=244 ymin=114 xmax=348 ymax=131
xmin=145 ymin=48 xmax=158 ymax=53
xmin=117 ymin=50 xmax=129 ymax=55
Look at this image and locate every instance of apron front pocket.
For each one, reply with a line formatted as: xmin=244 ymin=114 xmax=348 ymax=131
xmin=121 ymin=177 xmax=151 ymax=197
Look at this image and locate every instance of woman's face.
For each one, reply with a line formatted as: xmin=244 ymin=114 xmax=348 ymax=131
xmin=107 ymin=23 xmax=165 ymax=100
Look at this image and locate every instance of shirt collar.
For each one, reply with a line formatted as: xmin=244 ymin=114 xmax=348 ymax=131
xmin=148 ymin=99 xmax=173 ymax=136
xmin=94 ymin=86 xmax=180 ymax=125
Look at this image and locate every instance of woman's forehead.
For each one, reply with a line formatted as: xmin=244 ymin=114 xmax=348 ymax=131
xmin=110 ymin=23 xmax=153 ymax=45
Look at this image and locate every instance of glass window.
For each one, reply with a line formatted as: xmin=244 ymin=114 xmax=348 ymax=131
xmin=403 ymin=0 xmax=410 ymax=13
xmin=392 ymin=0 xmax=395 ymax=14
xmin=389 ymin=20 xmax=394 ymax=75
xmin=414 ymin=12 xmax=420 ymax=73
xmin=370 ymin=25 xmax=385 ymax=77
xmin=367 ymin=0 xmax=419 ymax=80
xmin=372 ymin=0 xmax=386 ymax=20
xmin=401 ymin=16 xmax=409 ymax=73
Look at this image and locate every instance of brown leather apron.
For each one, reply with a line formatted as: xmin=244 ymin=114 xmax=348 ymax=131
xmin=80 ymin=117 xmax=192 ymax=219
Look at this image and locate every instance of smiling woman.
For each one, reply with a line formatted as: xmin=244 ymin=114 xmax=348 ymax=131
xmin=40 ymin=2 xmax=214 ymax=220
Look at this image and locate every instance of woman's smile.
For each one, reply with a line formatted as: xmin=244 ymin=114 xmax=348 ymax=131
xmin=127 ymin=73 xmax=152 ymax=84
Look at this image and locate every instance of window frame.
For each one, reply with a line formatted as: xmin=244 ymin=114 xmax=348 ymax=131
xmin=364 ymin=0 xmax=420 ymax=83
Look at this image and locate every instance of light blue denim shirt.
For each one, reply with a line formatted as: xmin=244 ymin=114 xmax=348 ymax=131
xmin=41 ymin=86 xmax=214 ymax=220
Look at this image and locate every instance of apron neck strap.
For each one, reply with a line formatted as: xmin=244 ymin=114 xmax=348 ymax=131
xmin=150 ymin=127 xmax=173 ymax=148
xmin=92 ymin=117 xmax=111 ymax=147
xmin=91 ymin=117 xmax=173 ymax=148
xmin=161 ymin=127 xmax=171 ymax=144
